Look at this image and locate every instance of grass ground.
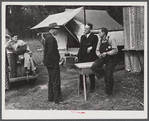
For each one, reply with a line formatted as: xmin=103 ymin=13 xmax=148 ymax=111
xmin=5 ymin=38 xmax=144 ymax=110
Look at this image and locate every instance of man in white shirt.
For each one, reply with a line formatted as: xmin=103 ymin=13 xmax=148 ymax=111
xmin=91 ymin=27 xmax=118 ymax=96
xmin=6 ymin=34 xmax=36 ymax=75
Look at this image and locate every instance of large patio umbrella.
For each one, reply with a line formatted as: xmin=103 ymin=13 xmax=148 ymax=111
xmin=31 ymin=7 xmax=83 ymax=43
xmin=31 ymin=7 xmax=83 ymax=30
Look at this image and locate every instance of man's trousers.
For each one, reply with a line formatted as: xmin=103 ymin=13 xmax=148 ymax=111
xmin=24 ymin=53 xmax=36 ymax=71
xmin=79 ymin=74 xmax=95 ymax=90
xmin=46 ymin=62 xmax=62 ymax=103
xmin=91 ymin=55 xmax=118 ymax=94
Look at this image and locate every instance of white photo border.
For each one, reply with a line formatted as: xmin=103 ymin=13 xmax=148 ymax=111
xmin=2 ymin=1 xmax=148 ymax=119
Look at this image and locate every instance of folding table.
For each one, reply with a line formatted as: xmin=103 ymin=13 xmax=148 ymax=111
xmin=75 ymin=62 xmax=94 ymax=100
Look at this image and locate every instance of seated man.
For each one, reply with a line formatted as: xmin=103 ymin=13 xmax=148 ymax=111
xmin=6 ymin=33 xmax=36 ymax=75
xmin=91 ymin=27 xmax=118 ymax=96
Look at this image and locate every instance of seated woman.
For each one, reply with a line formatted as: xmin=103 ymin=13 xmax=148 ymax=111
xmin=5 ymin=33 xmax=36 ymax=75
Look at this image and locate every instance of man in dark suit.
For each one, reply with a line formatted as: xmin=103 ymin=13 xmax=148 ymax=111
xmin=77 ymin=23 xmax=98 ymax=93
xmin=43 ymin=25 xmax=62 ymax=104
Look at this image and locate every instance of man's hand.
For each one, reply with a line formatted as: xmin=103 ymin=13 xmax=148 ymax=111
xmin=75 ymin=57 xmax=78 ymax=62
xmin=97 ymin=54 xmax=102 ymax=58
xmin=6 ymin=39 xmax=13 ymax=48
xmin=101 ymin=52 xmax=107 ymax=58
xmin=87 ymin=47 xmax=92 ymax=53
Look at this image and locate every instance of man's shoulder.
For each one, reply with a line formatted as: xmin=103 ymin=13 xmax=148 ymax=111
xmin=107 ymin=36 xmax=117 ymax=47
xmin=90 ymin=33 xmax=97 ymax=37
xmin=17 ymin=39 xmax=24 ymax=42
xmin=45 ymin=34 xmax=56 ymax=45
xmin=45 ymin=33 xmax=55 ymax=40
xmin=107 ymin=36 xmax=115 ymax=41
xmin=45 ymin=33 xmax=52 ymax=37
xmin=81 ymin=34 xmax=85 ymax=37
xmin=17 ymin=40 xmax=26 ymax=44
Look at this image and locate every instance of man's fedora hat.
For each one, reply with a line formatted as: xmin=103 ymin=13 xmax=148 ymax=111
xmin=48 ymin=23 xmax=60 ymax=29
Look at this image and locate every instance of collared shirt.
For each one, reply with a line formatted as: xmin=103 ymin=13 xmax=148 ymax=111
xmin=96 ymin=36 xmax=118 ymax=56
xmin=86 ymin=33 xmax=91 ymax=38
xmin=50 ymin=32 xmax=55 ymax=38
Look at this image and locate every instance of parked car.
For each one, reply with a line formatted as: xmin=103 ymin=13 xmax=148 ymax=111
xmin=7 ymin=51 xmax=38 ymax=86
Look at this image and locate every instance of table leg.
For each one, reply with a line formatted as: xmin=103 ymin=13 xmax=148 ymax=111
xmin=83 ymin=75 xmax=87 ymax=100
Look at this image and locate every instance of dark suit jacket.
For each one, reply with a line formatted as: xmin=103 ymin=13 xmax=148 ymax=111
xmin=77 ymin=33 xmax=98 ymax=62
xmin=43 ymin=33 xmax=60 ymax=67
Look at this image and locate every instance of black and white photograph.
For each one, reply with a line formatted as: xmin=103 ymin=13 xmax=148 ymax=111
xmin=2 ymin=1 xmax=147 ymax=119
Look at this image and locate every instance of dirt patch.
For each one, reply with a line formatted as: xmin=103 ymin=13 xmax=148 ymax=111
xmin=5 ymin=64 xmax=144 ymax=110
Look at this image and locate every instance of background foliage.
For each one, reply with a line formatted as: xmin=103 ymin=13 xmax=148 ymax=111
xmin=6 ymin=5 xmax=123 ymax=38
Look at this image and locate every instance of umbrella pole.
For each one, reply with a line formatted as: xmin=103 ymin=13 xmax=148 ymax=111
xmin=63 ymin=25 xmax=79 ymax=53
xmin=63 ymin=25 xmax=79 ymax=42
xmin=84 ymin=6 xmax=86 ymax=26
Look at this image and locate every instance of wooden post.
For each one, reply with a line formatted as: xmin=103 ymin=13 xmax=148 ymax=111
xmin=123 ymin=7 xmax=144 ymax=72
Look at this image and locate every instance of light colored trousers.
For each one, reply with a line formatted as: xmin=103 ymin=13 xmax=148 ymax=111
xmin=24 ymin=53 xmax=36 ymax=71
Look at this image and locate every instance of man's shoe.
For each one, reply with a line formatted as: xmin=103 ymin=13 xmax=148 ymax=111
xmin=54 ymin=101 xmax=68 ymax=105
xmin=104 ymin=92 xmax=113 ymax=98
xmin=90 ymin=89 xmax=95 ymax=93
xmin=79 ymin=87 xmax=87 ymax=91
xmin=106 ymin=90 xmax=113 ymax=95
xmin=79 ymin=87 xmax=83 ymax=91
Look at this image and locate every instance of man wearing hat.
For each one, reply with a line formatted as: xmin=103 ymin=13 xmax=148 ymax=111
xmin=43 ymin=24 xmax=63 ymax=104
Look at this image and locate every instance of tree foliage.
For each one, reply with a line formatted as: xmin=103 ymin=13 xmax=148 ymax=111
xmin=6 ymin=5 xmax=123 ymax=39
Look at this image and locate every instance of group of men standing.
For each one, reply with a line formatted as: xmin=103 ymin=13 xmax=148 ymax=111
xmin=77 ymin=23 xmax=118 ymax=95
xmin=43 ymin=23 xmax=118 ymax=104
